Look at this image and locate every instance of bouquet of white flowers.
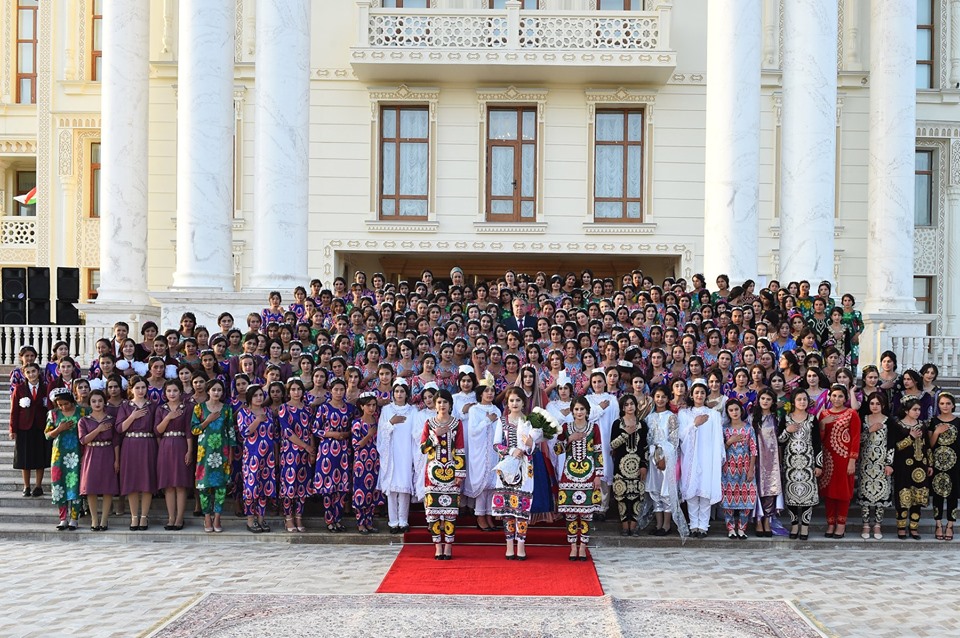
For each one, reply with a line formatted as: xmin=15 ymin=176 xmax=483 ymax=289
xmin=527 ymin=406 xmax=560 ymax=439
xmin=18 ymin=397 xmax=31 ymax=409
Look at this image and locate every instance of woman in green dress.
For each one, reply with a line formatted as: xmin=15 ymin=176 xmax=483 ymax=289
xmin=191 ymin=378 xmax=236 ymax=533
xmin=45 ymin=388 xmax=88 ymax=530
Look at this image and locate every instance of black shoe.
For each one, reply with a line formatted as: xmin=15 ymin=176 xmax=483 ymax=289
xmin=789 ymin=532 xmax=798 ymax=539
xmin=22 ymin=487 xmax=30 ymax=497
xmin=164 ymin=524 xmax=176 ymax=531
xmin=516 ymin=555 xmax=527 ymax=561
xmin=834 ymin=533 xmax=845 ymax=539
xmin=389 ymin=526 xmax=400 ymax=534
xmin=648 ymin=527 xmax=659 ymax=536
xmin=569 ymin=555 xmax=578 ymax=561
xmin=32 ymin=486 xmax=43 ymax=497
xmin=620 ymin=529 xmax=630 ymax=536
xmin=910 ymin=531 xmax=921 ymax=540
xmin=798 ymin=533 xmax=808 ymax=540
xmin=824 ymin=531 xmax=835 ymax=538
xmin=764 ymin=531 xmax=773 ymax=538
xmin=506 ymin=554 xmax=516 ymax=561
xmin=434 ymin=554 xmax=442 ymax=560
xmin=358 ymin=528 xmax=370 ymax=535
xmin=578 ymin=555 xmax=588 ymax=562
xmin=400 ymin=525 xmax=410 ymax=533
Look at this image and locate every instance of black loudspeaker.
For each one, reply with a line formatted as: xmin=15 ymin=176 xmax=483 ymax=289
xmin=1 ymin=299 xmax=26 ymax=324
xmin=27 ymin=299 xmax=50 ymax=324
xmin=56 ymin=301 xmax=80 ymax=325
xmin=27 ymin=266 xmax=50 ymax=300
xmin=57 ymin=267 xmax=80 ymax=302
xmin=2 ymin=268 xmax=26 ymax=301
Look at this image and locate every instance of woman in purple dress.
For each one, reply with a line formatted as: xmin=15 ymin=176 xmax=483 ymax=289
xmin=352 ymin=392 xmax=382 ymax=534
xmin=277 ymin=378 xmax=315 ymax=533
xmin=313 ymin=377 xmax=354 ymax=532
xmin=78 ymin=390 xmax=119 ymax=531
xmin=116 ymin=376 xmax=158 ymax=531
xmin=154 ymin=380 xmax=194 ymax=531
xmin=237 ymin=384 xmax=278 ymax=533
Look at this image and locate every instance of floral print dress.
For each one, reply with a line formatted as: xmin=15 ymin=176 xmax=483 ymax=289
xmin=45 ymin=408 xmax=88 ymax=514
xmin=192 ymin=404 xmax=236 ymax=491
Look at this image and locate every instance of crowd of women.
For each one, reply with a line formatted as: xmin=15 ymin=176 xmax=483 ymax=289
xmin=8 ymin=267 xmax=960 ymax=560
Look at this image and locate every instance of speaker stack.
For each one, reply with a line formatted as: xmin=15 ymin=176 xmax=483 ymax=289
xmin=1 ymin=268 xmax=27 ymax=324
xmin=26 ymin=266 xmax=50 ymax=324
xmin=56 ymin=267 xmax=81 ymax=325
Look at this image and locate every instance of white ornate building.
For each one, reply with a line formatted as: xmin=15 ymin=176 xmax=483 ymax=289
xmin=0 ymin=0 xmax=959 ymax=364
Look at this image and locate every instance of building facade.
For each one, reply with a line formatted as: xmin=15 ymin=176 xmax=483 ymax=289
xmin=0 ymin=0 xmax=958 ymax=351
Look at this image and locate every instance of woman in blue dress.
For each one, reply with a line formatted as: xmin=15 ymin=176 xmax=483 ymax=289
xmin=313 ymin=378 xmax=354 ymax=532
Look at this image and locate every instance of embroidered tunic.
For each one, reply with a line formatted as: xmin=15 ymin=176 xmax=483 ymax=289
xmin=929 ymin=415 xmax=960 ymax=503
xmin=554 ymin=421 xmax=604 ymax=515
xmin=420 ymin=416 xmax=466 ymax=517
xmin=778 ymin=413 xmax=823 ymax=507
xmin=721 ymin=422 xmax=758 ymax=510
xmin=491 ymin=416 xmax=538 ymax=519
xmin=818 ymin=408 xmax=861 ymax=501
xmin=856 ymin=416 xmax=892 ymax=508
xmin=608 ymin=418 xmax=646 ymax=510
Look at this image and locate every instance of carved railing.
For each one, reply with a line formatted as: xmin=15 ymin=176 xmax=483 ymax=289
xmin=0 ymin=216 xmax=37 ymax=246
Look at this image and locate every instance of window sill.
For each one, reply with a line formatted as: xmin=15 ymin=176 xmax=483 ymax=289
xmin=365 ymin=220 xmax=439 ymax=233
xmin=473 ymin=222 xmax=546 ymax=234
xmin=769 ymin=224 xmax=844 ymax=238
xmin=62 ymin=81 xmax=102 ymax=96
xmin=582 ymin=222 xmax=656 ymax=234
xmin=916 ymin=89 xmax=960 ymax=104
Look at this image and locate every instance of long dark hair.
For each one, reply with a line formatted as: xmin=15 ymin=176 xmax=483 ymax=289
xmin=751 ymin=388 xmax=778 ymax=429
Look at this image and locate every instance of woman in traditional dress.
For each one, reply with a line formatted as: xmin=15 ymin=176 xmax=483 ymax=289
xmin=351 ymin=392 xmax=381 ymax=534
xmin=192 ymin=379 xmax=235 ymax=533
xmin=420 ymin=390 xmax=466 ymax=560
xmin=77 ymin=389 xmax=118 ymax=532
xmin=778 ymin=388 xmax=822 ymax=540
xmin=645 ymin=385 xmax=684 ymax=537
xmin=749 ymin=389 xmax=782 ymax=536
xmin=312 ymin=378 xmax=353 ymax=533
xmin=555 ymin=395 xmax=604 ymax=560
xmin=154 ymin=380 xmax=194 ymax=531
xmin=721 ymin=399 xmax=757 ymax=540
xmin=893 ymin=369 xmax=935 ymax=421
xmin=857 ymin=391 xmax=892 ymax=540
xmin=585 ymin=368 xmax=619 ymax=519
xmin=238 ymin=384 xmax=278 ymax=533
xmin=464 ymin=374 xmax=501 ymax=532
xmin=116 ymin=376 xmax=157 ymax=531
xmin=609 ymin=394 xmax=647 ymax=537
xmin=887 ymin=398 xmax=931 ymax=540
xmin=678 ymin=381 xmax=725 ymax=537
xmin=9 ymin=362 xmax=49 ymax=498
xmin=493 ymin=386 xmax=539 ymax=560
xmin=45 ymin=388 xmax=86 ymax=530
xmin=818 ymin=384 xmax=861 ymax=539
xmin=517 ymin=364 xmax=556 ymax=523
xmin=377 ymin=378 xmax=419 ymax=533
xmin=929 ymin=392 xmax=960 ymax=541
xmin=277 ymin=378 xmax=315 ymax=533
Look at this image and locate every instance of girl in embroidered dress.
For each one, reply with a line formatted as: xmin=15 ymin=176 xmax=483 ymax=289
xmin=420 ymin=390 xmax=466 ymax=560
xmin=555 ymin=395 xmax=604 ymax=560
xmin=721 ymin=399 xmax=757 ymax=539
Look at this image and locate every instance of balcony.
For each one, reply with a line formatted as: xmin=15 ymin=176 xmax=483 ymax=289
xmin=350 ymin=0 xmax=676 ymax=84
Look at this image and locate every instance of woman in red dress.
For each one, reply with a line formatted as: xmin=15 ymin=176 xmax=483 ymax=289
xmin=818 ymin=384 xmax=861 ymax=539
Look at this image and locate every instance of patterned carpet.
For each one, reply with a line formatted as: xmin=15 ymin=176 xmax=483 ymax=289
xmin=146 ymin=593 xmax=829 ymax=638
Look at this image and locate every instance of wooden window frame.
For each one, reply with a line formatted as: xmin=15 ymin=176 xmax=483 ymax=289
xmin=90 ymin=142 xmax=101 ymax=218
xmin=485 ymin=107 xmax=537 ymax=222
xmin=379 ymin=105 xmax=430 ymax=221
xmin=87 ymin=268 xmax=100 ymax=300
xmin=383 ymin=0 xmax=431 ymax=7
xmin=92 ymin=0 xmax=103 ymax=81
xmin=15 ymin=170 xmax=36 ymax=216
xmin=16 ymin=0 xmax=38 ymax=105
xmin=597 ymin=0 xmax=645 ymax=9
xmin=487 ymin=0 xmax=539 ymax=8
xmin=917 ymin=0 xmax=935 ymax=89
xmin=593 ymin=108 xmax=644 ymax=223
xmin=915 ymin=148 xmax=933 ymax=226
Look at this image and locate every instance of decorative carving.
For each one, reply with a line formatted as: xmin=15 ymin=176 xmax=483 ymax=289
xmin=74 ymin=130 xmax=101 ymax=266
xmin=585 ymin=87 xmax=656 ymax=123
xmin=1 ymin=1 xmax=10 ymax=103
xmin=0 ymin=140 xmax=38 ymax=153
xmin=369 ymin=84 xmax=440 ymax=104
xmin=232 ymin=240 xmax=245 ymax=288
xmin=582 ymin=223 xmax=657 ymax=235
xmin=951 ymin=138 xmax=960 ymax=186
xmin=235 ymin=0 xmax=244 ymax=62
xmin=161 ymin=0 xmax=175 ymax=55
xmin=365 ymin=221 xmax=440 ymax=233
xmin=914 ymin=138 xmax=948 ymax=333
xmin=837 ymin=0 xmax=844 ymax=70
xmin=777 ymin=0 xmax=784 ymax=71
xmin=940 ymin=0 xmax=950 ymax=89
xmin=57 ymin=116 xmax=102 ymax=128
xmin=519 ymin=15 xmax=660 ymax=50
xmin=477 ymin=86 xmax=548 ymax=120
xmin=0 ymin=247 xmax=37 ymax=264
xmin=0 ymin=218 xmax=37 ymax=246
xmin=58 ymin=130 xmax=73 ymax=176
xmin=35 ymin=0 xmax=52 ymax=266
xmin=473 ymin=223 xmax=547 ymax=234
xmin=315 ymin=68 xmax=356 ymax=80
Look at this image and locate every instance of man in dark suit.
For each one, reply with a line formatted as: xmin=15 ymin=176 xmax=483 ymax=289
xmin=9 ymin=362 xmax=49 ymax=497
xmin=501 ymin=297 xmax=537 ymax=333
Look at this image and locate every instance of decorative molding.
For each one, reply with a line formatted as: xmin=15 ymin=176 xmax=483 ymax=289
xmin=777 ymin=0 xmax=784 ymax=71
xmin=314 ymin=68 xmax=356 ymax=80
xmin=1 ymin=2 xmax=10 ymax=103
xmin=161 ymin=0 xmax=176 ymax=56
xmin=472 ymin=223 xmax=547 ymax=234
xmin=582 ymin=223 xmax=657 ymax=235
xmin=667 ymin=73 xmax=704 ymax=85
xmin=584 ymin=87 xmax=657 ymax=123
xmin=951 ymin=138 xmax=960 ymax=186
xmin=74 ymin=130 xmax=100 ymax=267
xmin=232 ymin=239 xmax=245 ymax=289
xmin=58 ymin=130 xmax=74 ymax=177
xmin=235 ymin=0 xmax=244 ymax=63
xmin=837 ymin=0 xmax=844 ymax=70
xmin=0 ymin=247 xmax=37 ymax=264
xmin=0 ymin=139 xmax=37 ymax=153
xmin=769 ymin=224 xmax=844 ymax=239
xmin=916 ymin=123 xmax=960 ymax=138
xmin=477 ymin=86 xmax=549 ymax=121
xmin=940 ymin=0 xmax=950 ymax=90
xmin=77 ymin=0 xmax=86 ymax=81
xmin=914 ymin=138 xmax=948 ymax=333
xmin=35 ymin=0 xmax=52 ymax=266
xmin=368 ymin=83 xmax=440 ymax=121
xmin=57 ymin=116 xmax=102 ymax=128
xmin=365 ymin=221 xmax=440 ymax=233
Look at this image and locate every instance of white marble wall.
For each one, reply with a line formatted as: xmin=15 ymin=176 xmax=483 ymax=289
xmin=864 ymin=0 xmax=917 ymax=313
xmin=97 ymin=1 xmax=150 ymax=306
xmin=172 ymin=0 xmax=235 ymax=291
xmin=779 ymin=0 xmax=837 ymax=285
xmin=249 ymin=0 xmax=311 ymax=290
xmin=703 ymin=0 xmax=761 ymax=283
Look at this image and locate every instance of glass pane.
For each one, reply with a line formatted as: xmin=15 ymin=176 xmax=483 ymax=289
xmin=94 ymin=57 xmax=102 ymax=82
xmin=381 ymin=142 xmax=396 ymax=196
xmin=399 ymin=142 xmax=428 ymax=196
xmin=20 ymin=0 xmax=38 ymax=6
xmin=491 ymin=200 xmax=513 ymax=214
xmin=18 ymin=43 xmax=34 ymax=73
xmin=915 ymin=150 xmax=930 ymax=171
xmin=917 ymin=29 xmax=933 ymax=57
xmin=94 ymin=19 xmax=102 ymax=50
xmin=381 ymin=198 xmax=396 ymax=216
xmin=92 ymin=169 xmax=101 ymax=217
xmin=915 ymin=174 xmax=931 ymax=226
xmin=600 ymin=0 xmax=627 ymax=9
xmin=521 ymin=144 xmax=535 ymax=197
xmin=522 ymin=111 xmax=535 ymax=140
xmin=521 ymin=201 xmax=534 ymax=218
xmin=91 ymin=143 xmax=101 ymax=163
xmin=18 ymin=9 xmax=33 ymax=39
xmin=918 ymin=0 xmax=933 ymax=24
xmin=627 ymin=201 xmax=641 ymax=219
xmin=18 ymin=171 xmax=36 ymax=191
xmin=627 ymin=145 xmax=641 ymax=198
xmin=94 ymin=0 xmax=103 ymax=13
xmin=382 ymin=108 xmax=397 ymax=138
xmin=916 ymin=64 xmax=933 ymax=89
xmin=400 ymin=199 xmax=427 ymax=217
xmin=18 ymin=79 xmax=32 ymax=104
xmin=627 ymin=112 xmax=643 ymax=141
xmin=489 ymin=111 xmax=517 ymax=140
xmin=402 ymin=0 xmax=429 ymax=7
xmin=595 ymin=113 xmax=624 ymax=142
xmin=595 ymin=146 xmax=624 ymax=198
xmin=400 ymin=109 xmax=428 ymax=139
xmin=491 ymin=146 xmax=515 ymax=197
xmin=595 ymin=201 xmax=622 ymax=219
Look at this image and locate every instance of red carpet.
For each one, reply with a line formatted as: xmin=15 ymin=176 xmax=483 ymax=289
xmin=403 ymin=511 xmax=569 ymax=545
xmin=376 ymin=544 xmax=604 ymax=596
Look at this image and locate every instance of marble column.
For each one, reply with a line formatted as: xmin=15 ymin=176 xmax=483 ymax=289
xmin=951 ymin=0 xmax=960 ymax=88
xmin=172 ymin=1 xmax=235 ymax=291
xmin=249 ymin=0 xmax=311 ymax=290
xmin=96 ymin=0 xmax=150 ymax=307
xmin=778 ymin=0 xmax=837 ymax=285
xmin=947 ymin=186 xmax=960 ymax=334
xmin=703 ymin=0 xmax=761 ymax=283
xmin=860 ymin=0 xmax=929 ymax=364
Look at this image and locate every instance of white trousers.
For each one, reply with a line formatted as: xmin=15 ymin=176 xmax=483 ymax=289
xmin=387 ymin=491 xmax=411 ymax=527
xmin=473 ymin=489 xmax=495 ymax=516
xmin=687 ymin=496 xmax=712 ymax=531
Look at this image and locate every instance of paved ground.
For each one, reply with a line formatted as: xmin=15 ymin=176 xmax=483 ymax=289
xmin=3 ymin=540 xmax=954 ymax=637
